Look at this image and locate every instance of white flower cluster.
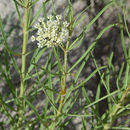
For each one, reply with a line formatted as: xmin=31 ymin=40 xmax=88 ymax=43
xmin=31 ymin=15 xmax=69 ymax=48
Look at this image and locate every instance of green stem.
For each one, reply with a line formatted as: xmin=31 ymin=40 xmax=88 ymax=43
xmin=20 ymin=0 xmax=29 ymax=98
xmin=18 ymin=0 xmax=29 ymax=129
xmin=58 ymin=49 xmax=67 ymax=113
xmin=103 ymin=85 xmax=130 ymax=130
xmin=50 ymin=47 xmax=68 ymax=130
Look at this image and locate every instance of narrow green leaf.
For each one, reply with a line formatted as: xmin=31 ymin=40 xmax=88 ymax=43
xmin=47 ymin=51 xmax=56 ymax=114
xmin=30 ymin=0 xmax=39 ymax=7
xmin=52 ymin=0 xmax=56 ymax=16
xmin=14 ymin=0 xmax=23 ymax=25
xmin=43 ymin=0 xmax=50 ymax=23
xmin=73 ymin=66 xmax=106 ymax=91
xmin=68 ymin=0 xmax=73 ymax=25
xmin=68 ymin=41 xmax=95 ymax=73
xmin=85 ymin=88 xmax=123 ymax=109
xmin=68 ymin=23 xmax=117 ymax=73
xmin=0 ymin=64 xmax=16 ymax=98
xmin=26 ymin=47 xmax=46 ymax=76
xmin=53 ymin=47 xmax=62 ymax=73
xmin=73 ymin=5 xmax=90 ymax=28
xmin=69 ymin=32 xmax=85 ymax=50
xmin=84 ymin=1 xmax=114 ymax=32
xmin=82 ymin=86 xmax=101 ymax=123
xmin=118 ymin=14 xmax=128 ymax=60
xmin=0 ymin=17 xmax=20 ymax=74
xmin=106 ymin=52 xmax=114 ymax=111
xmin=116 ymin=62 xmax=125 ymax=90
xmin=30 ymin=5 xmax=43 ymax=26
xmin=95 ymin=74 xmax=104 ymax=115
xmin=63 ymin=90 xmax=79 ymax=113
xmin=123 ymin=9 xmax=130 ymax=38
xmin=24 ymin=96 xmax=44 ymax=123
xmin=35 ymin=65 xmax=58 ymax=112
xmin=13 ymin=0 xmax=25 ymax=8
xmin=111 ymin=126 xmax=130 ymax=130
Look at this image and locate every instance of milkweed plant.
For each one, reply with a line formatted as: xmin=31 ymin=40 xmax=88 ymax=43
xmin=0 ymin=0 xmax=129 ymax=130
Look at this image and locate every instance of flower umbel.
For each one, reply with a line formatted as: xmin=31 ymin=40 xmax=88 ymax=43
xmin=31 ymin=15 xmax=69 ymax=48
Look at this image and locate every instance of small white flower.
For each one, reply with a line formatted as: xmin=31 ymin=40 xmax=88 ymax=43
xmin=36 ymin=36 xmax=42 ymax=41
xmin=47 ymin=20 xmax=52 ymax=26
xmin=41 ymin=22 xmax=46 ymax=28
xmin=56 ymin=15 xmax=62 ymax=20
xmin=37 ymin=42 xmax=42 ymax=48
xmin=63 ymin=21 xmax=69 ymax=28
xmin=37 ymin=29 xmax=43 ymax=35
xmin=57 ymin=37 xmax=62 ymax=43
xmin=38 ymin=17 xmax=44 ymax=23
xmin=34 ymin=23 xmax=40 ymax=28
xmin=43 ymin=39 xmax=47 ymax=43
xmin=47 ymin=15 xmax=53 ymax=20
xmin=31 ymin=36 xmax=35 ymax=42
